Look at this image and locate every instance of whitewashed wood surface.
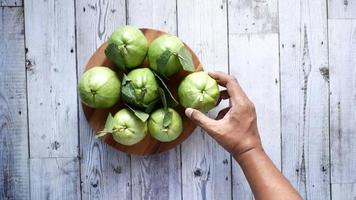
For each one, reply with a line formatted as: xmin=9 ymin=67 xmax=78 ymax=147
xmin=0 ymin=0 xmax=355 ymax=199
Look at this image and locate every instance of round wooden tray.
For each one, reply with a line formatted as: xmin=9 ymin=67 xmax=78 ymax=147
xmin=82 ymin=28 xmax=202 ymax=155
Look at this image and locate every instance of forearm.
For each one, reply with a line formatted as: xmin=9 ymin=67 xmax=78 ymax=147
xmin=234 ymin=147 xmax=302 ymax=200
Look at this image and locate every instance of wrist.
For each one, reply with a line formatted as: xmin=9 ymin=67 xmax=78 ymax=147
xmin=233 ymin=145 xmax=264 ymax=164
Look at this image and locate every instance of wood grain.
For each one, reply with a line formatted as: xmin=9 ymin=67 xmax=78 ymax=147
xmin=30 ymin=158 xmax=80 ymax=200
xmin=127 ymin=1 xmax=182 ymax=200
xmin=75 ymin=0 xmax=131 ymax=199
xmin=177 ymin=0 xmax=232 ymax=199
xmin=228 ymin=0 xmax=278 ymax=34
xmin=229 ymin=33 xmax=281 ymax=200
xmin=0 ymin=7 xmax=29 ymax=200
xmin=331 ymin=183 xmax=356 ymax=199
xmin=279 ymin=0 xmax=330 ymax=199
xmin=328 ymin=0 xmax=356 ymax=19
xmin=83 ymin=29 xmax=201 ymax=155
xmin=25 ymin=0 xmax=78 ymax=158
xmin=329 ymin=19 xmax=356 ymax=199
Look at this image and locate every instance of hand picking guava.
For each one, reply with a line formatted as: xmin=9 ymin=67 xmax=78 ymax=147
xmin=121 ymin=68 xmax=160 ymax=112
xmin=148 ymin=108 xmax=183 ymax=142
xmin=78 ymin=66 xmax=121 ymax=108
xmin=105 ymin=25 xmax=148 ymax=70
xmin=148 ymin=35 xmax=195 ymax=77
xmin=178 ymin=71 xmax=219 ymax=112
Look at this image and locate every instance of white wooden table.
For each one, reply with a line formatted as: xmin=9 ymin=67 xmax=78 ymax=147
xmin=1 ymin=0 xmax=355 ymax=199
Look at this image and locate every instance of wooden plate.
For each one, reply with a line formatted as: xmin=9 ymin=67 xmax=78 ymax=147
xmin=82 ymin=28 xmax=202 ymax=155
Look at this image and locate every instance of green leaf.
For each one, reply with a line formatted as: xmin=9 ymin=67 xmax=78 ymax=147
xmin=157 ymin=49 xmax=172 ymax=76
xmin=105 ymin=43 xmax=126 ymax=70
xmin=153 ymin=72 xmax=179 ymax=107
xmin=178 ymin=46 xmax=195 ymax=72
xmin=96 ymin=113 xmax=114 ymax=138
xmin=144 ymin=99 xmax=159 ymax=113
xmin=96 ymin=130 xmax=109 ymax=138
xmin=125 ymin=104 xmax=149 ymax=122
xmin=163 ymin=111 xmax=173 ymax=128
xmin=158 ymin=87 xmax=167 ymax=110
xmin=122 ymin=74 xmax=130 ymax=85
xmin=122 ymin=79 xmax=136 ymax=101
xmin=104 ymin=113 xmax=114 ymax=131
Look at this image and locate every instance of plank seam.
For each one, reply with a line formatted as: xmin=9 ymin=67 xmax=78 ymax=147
xmin=326 ymin=8 xmax=332 ymax=200
xmin=22 ymin=1 xmax=33 ymax=198
xmin=276 ymin=0 xmax=283 ymax=171
xmin=225 ymin=1 xmax=234 ymax=200
xmin=73 ymin=0 xmax=83 ymax=199
xmin=0 ymin=5 xmax=22 ymax=7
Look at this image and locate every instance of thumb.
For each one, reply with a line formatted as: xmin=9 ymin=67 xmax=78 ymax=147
xmin=185 ymin=108 xmax=215 ymax=130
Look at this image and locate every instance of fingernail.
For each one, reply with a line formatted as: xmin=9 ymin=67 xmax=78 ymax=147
xmin=185 ymin=108 xmax=193 ymax=118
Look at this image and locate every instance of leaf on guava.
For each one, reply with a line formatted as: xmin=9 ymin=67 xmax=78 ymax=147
xmin=122 ymin=78 xmax=136 ymax=102
xmin=125 ymin=103 xmax=149 ymax=122
xmin=153 ymin=71 xmax=179 ymax=107
xmin=144 ymin=98 xmax=160 ymax=113
xmin=96 ymin=130 xmax=109 ymax=138
xmin=178 ymin=46 xmax=195 ymax=72
xmin=105 ymin=43 xmax=126 ymax=70
xmin=96 ymin=113 xmax=114 ymax=138
xmin=104 ymin=113 xmax=114 ymax=131
xmin=157 ymin=49 xmax=172 ymax=76
xmin=122 ymin=74 xmax=131 ymax=85
xmin=158 ymin=87 xmax=168 ymax=110
xmin=163 ymin=111 xmax=173 ymax=128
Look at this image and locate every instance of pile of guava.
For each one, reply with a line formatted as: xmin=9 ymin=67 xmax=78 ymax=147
xmin=78 ymin=25 xmax=220 ymax=146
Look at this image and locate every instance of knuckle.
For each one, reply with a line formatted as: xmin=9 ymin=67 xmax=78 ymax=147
xmin=228 ymin=76 xmax=238 ymax=83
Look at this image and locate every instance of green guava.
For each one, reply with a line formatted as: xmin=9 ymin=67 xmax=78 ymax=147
xmin=121 ymin=68 xmax=160 ymax=110
xmin=78 ymin=66 xmax=121 ymax=108
xmin=111 ymin=108 xmax=148 ymax=145
xmin=148 ymin=35 xmax=184 ymax=77
xmin=105 ymin=25 xmax=148 ymax=69
xmin=178 ymin=71 xmax=219 ymax=112
xmin=148 ymin=108 xmax=183 ymax=142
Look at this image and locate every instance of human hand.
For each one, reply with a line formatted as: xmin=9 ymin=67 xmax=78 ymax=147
xmin=185 ymin=71 xmax=262 ymax=160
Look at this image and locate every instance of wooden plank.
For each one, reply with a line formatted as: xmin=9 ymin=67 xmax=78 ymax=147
xmin=329 ymin=19 xmax=356 ymax=186
xmin=0 ymin=7 xmax=29 ymax=200
xmin=328 ymin=0 xmax=356 ymax=19
xmin=25 ymin=0 xmax=78 ymax=158
xmin=228 ymin=0 xmax=278 ymax=34
xmin=1 ymin=0 xmax=22 ymax=7
xmin=229 ymin=34 xmax=281 ymax=199
xmin=177 ymin=0 xmax=232 ymax=199
xmin=30 ymin=158 xmax=80 ymax=200
xmin=331 ymin=183 xmax=356 ymax=199
xmin=75 ymin=0 xmax=132 ymax=199
xmin=279 ymin=0 xmax=330 ymax=199
xmin=127 ymin=1 xmax=182 ymax=199
xmin=127 ymin=0 xmax=177 ymax=34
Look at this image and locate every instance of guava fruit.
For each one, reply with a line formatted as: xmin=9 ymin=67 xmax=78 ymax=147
xmin=78 ymin=66 xmax=121 ymax=108
xmin=148 ymin=35 xmax=185 ymax=77
xmin=111 ymin=108 xmax=147 ymax=145
xmin=178 ymin=71 xmax=219 ymax=112
xmin=148 ymin=108 xmax=183 ymax=142
xmin=121 ymin=68 xmax=160 ymax=111
xmin=105 ymin=25 xmax=148 ymax=70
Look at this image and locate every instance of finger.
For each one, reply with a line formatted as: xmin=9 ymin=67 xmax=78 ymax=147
xmin=185 ymin=108 xmax=216 ymax=131
xmin=216 ymin=90 xmax=230 ymax=105
xmin=208 ymin=71 xmax=248 ymax=105
xmin=215 ymin=107 xmax=231 ymax=120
